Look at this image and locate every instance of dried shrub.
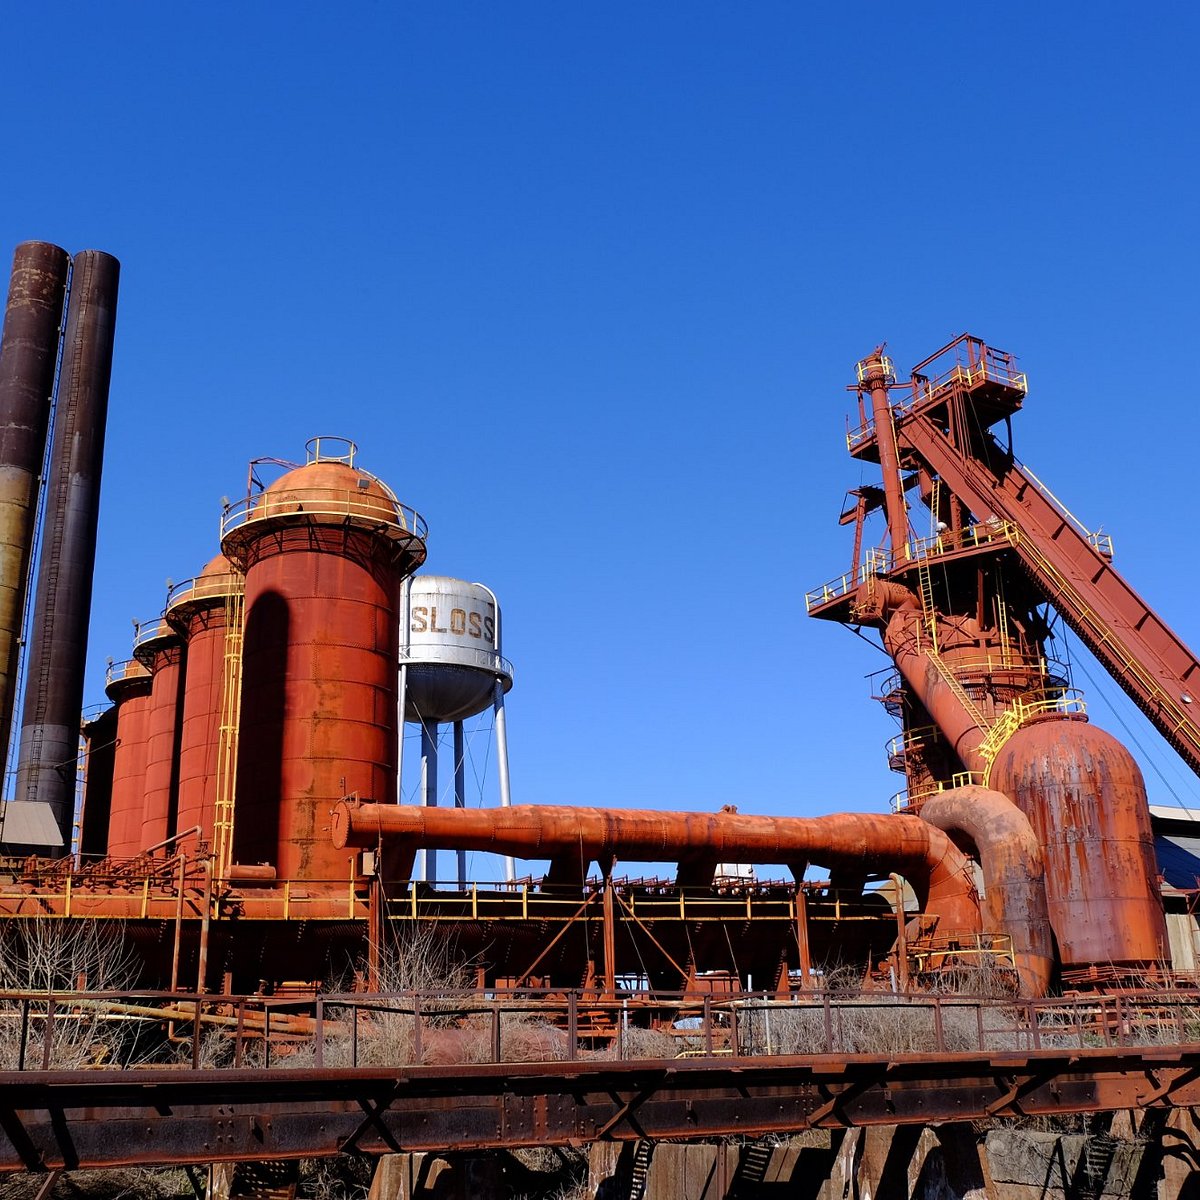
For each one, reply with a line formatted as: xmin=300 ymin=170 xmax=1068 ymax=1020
xmin=0 ymin=918 xmax=140 ymax=1070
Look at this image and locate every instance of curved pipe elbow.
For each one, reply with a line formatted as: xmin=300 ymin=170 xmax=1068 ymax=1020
xmin=921 ymin=786 xmax=1055 ymax=997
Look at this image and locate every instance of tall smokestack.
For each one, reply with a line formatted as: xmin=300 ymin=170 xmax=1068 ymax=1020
xmin=15 ymin=250 xmax=120 ymax=847
xmin=0 ymin=242 xmax=70 ymax=778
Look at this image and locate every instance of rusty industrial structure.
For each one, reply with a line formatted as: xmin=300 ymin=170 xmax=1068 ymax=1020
xmin=3 ymin=240 xmax=1200 ymax=1193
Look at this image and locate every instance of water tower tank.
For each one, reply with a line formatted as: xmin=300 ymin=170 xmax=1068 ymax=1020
xmin=402 ymin=576 xmax=513 ymax=723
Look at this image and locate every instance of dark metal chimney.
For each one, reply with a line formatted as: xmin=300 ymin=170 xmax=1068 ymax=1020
xmin=15 ymin=250 xmax=120 ymax=847
xmin=0 ymin=242 xmax=70 ymax=778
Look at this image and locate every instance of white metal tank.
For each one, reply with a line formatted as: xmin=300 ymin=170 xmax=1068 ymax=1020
xmin=401 ymin=576 xmax=513 ymax=723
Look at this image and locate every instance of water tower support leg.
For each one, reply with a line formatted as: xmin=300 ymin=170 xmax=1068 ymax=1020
xmin=454 ymin=720 xmax=466 ymax=889
xmin=420 ymin=720 xmax=438 ymax=886
xmin=396 ymin=663 xmax=408 ymax=804
xmin=494 ymin=682 xmax=515 ymax=882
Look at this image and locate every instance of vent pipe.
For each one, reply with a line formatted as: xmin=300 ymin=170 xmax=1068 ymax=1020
xmin=0 ymin=242 xmax=70 ymax=780
xmin=14 ymin=250 xmax=119 ymax=847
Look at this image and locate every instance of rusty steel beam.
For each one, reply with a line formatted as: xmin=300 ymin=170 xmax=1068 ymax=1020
xmin=2 ymin=1047 xmax=1200 ymax=1170
xmin=894 ymin=409 xmax=1200 ymax=775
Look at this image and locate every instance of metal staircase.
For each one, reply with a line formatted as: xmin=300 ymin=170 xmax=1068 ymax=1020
xmin=627 ymin=1139 xmax=653 ymax=1200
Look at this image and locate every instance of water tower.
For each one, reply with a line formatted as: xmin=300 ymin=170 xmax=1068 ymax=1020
xmin=399 ymin=575 xmax=514 ymax=885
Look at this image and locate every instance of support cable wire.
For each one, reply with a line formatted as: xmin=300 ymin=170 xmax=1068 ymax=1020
xmin=465 ymin=708 xmax=499 ymax=884
xmin=1061 ymin=624 xmax=1200 ymax=811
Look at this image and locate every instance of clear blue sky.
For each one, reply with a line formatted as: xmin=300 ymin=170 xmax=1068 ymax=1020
xmin=3 ymin=3 xmax=1198 ymax=860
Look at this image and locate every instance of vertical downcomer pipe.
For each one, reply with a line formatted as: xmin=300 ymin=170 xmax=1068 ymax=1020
xmin=0 ymin=242 xmax=70 ymax=782
xmin=15 ymin=250 xmax=120 ymax=846
xmin=860 ymin=348 xmax=909 ymax=554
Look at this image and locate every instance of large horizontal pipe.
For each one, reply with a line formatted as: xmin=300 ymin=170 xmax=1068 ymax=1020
xmin=332 ymin=800 xmax=980 ymax=936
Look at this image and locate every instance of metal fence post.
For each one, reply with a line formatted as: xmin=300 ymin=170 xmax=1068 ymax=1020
xmin=315 ymin=997 xmax=324 ymax=1068
xmin=41 ymin=996 xmax=55 ymax=1069
xmin=18 ymin=999 xmax=29 ymax=1071
xmin=568 ymin=992 xmax=578 ymax=1061
xmin=234 ymin=1000 xmax=245 ymax=1068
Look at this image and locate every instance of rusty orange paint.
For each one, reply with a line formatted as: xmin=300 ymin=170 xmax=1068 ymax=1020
xmin=166 ymin=555 xmax=241 ymax=851
xmin=223 ymin=462 xmax=424 ymax=882
xmin=988 ymin=715 xmax=1167 ymax=969
xmin=332 ymin=800 xmax=981 ymax=939
xmin=79 ymin=706 xmax=117 ymax=860
xmin=920 ymin=785 xmax=1054 ymax=996
xmin=134 ymin=621 xmax=185 ymax=852
xmin=103 ymin=661 xmax=153 ymax=859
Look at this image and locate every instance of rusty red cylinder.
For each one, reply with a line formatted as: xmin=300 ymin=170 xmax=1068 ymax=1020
xmin=133 ymin=620 xmax=186 ymax=852
xmin=104 ymin=660 xmax=153 ymax=858
xmin=988 ymin=715 xmax=1167 ymax=968
xmin=221 ymin=451 xmax=426 ymax=882
xmin=79 ymin=706 xmax=117 ymax=861
xmin=165 ymin=555 xmax=242 ymax=852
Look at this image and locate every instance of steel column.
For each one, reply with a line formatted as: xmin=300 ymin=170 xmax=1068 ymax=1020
xmin=493 ymin=680 xmax=514 ymax=882
xmin=420 ymin=720 xmax=437 ymax=886
xmin=453 ymin=719 xmax=466 ymax=888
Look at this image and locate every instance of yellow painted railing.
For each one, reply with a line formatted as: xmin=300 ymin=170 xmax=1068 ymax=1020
xmin=890 ymin=772 xmax=984 ymax=813
xmin=847 ymin=354 xmax=1027 ymax=451
xmin=977 ymin=690 xmax=1088 ymax=774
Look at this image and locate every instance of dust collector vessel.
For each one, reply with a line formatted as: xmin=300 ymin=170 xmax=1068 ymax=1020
xmin=133 ymin=618 xmax=186 ymax=852
xmin=988 ymin=714 xmax=1167 ymax=968
xmin=164 ymin=554 xmax=243 ymax=852
xmin=103 ymin=658 xmax=153 ymax=858
xmin=220 ymin=437 xmax=426 ymax=881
